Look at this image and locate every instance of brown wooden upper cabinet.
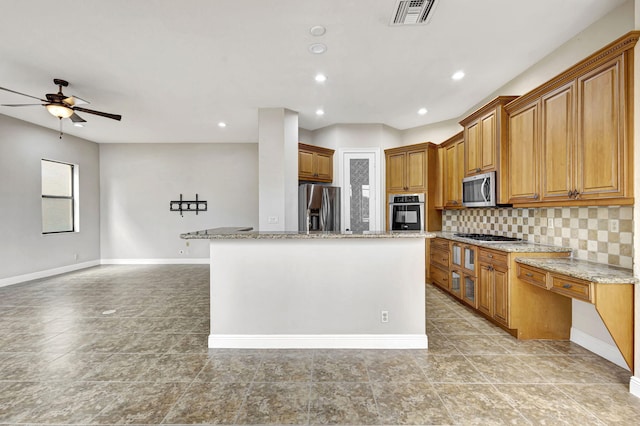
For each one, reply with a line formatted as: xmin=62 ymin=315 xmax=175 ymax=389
xmin=298 ymin=143 xmax=334 ymax=183
xmin=506 ymin=31 xmax=638 ymax=207
xmin=460 ymin=96 xmax=517 ymax=177
xmin=460 ymin=96 xmax=517 ymax=205
xmin=442 ymin=131 xmax=464 ymax=208
xmin=385 ymin=145 xmax=428 ymax=192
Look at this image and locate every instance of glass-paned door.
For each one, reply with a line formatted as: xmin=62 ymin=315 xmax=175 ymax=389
xmin=342 ymin=151 xmax=378 ymax=232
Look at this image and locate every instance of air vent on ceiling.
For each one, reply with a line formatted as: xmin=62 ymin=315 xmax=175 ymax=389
xmin=390 ymin=0 xmax=439 ymax=26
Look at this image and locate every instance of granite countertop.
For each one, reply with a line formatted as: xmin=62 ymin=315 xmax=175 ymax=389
xmin=434 ymin=232 xmax=573 ymax=253
xmin=515 ymin=257 xmax=636 ymax=284
xmin=181 ymin=227 xmax=437 ymax=240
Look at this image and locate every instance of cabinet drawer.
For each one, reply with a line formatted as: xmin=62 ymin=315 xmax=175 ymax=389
xmin=550 ymin=274 xmax=593 ymax=302
xmin=478 ymin=249 xmax=508 ymax=268
xmin=517 ymin=264 xmax=549 ymax=289
xmin=430 ymin=238 xmax=449 ymax=251
xmin=431 ymin=265 xmax=449 ymax=289
xmin=430 ymin=249 xmax=450 ymax=269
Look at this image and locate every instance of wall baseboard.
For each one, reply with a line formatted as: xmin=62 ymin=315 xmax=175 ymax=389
xmin=0 ymin=260 xmax=101 ymax=288
xmin=570 ymin=327 xmax=629 ymax=370
xmin=208 ymin=334 xmax=428 ymax=349
xmin=100 ymin=258 xmax=209 ymax=265
xmin=0 ymin=258 xmax=210 ymax=287
xmin=630 ymin=376 xmax=640 ymax=399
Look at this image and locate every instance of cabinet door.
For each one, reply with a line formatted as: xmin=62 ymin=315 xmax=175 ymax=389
xmin=508 ymin=101 xmax=540 ymax=202
xmin=465 ymin=122 xmax=481 ymax=175
xmin=480 ymin=112 xmax=497 ymax=171
xmin=541 ymin=82 xmax=575 ymax=202
xmin=455 ymin=140 xmax=464 ymax=203
xmin=477 ymin=263 xmax=493 ymax=316
xmin=386 ymin=152 xmax=407 ymax=192
xmin=493 ymin=266 xmax=509 ymax=326
xmin=434 ymin=147 xmax=444 ymax=209
xmin=576 ymin=56 xmax=626 ymax=200
xmin=450 ymin=270 xmax=462 ymax=298
xmin=406 ymin=149 xmax=427 ymax=191
xmin=315 ymin=152 xmax=333 ymax=182
xmin=444 ymin=142 xmax=461 ymax=207
xmin=463 ymin=275 xmax=477 ymax=308
xmin=298 ymin=149 xmax=315 ymax=180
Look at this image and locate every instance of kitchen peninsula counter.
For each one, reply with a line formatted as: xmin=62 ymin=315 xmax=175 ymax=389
xmin=181 ymin=227 xmax=436 ymax=239
xmin=182 ymin=227 xmax=432 ymax=349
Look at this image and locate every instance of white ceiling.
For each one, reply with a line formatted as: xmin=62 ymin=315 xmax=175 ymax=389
xmin=0 ymin=0 xmax=627 ymax=144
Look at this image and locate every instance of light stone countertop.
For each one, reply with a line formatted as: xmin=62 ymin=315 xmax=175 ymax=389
xmin=434 ymin=232 xmax=573 ymax=253
xmin=515 ymin=257 xmax=636 ymax=284
xmin=181 ymin=227 xmax=436 ymax=240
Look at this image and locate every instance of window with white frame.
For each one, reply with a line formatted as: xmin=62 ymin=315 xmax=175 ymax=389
xmin=41 ymin=159 xmax=76 ymax=233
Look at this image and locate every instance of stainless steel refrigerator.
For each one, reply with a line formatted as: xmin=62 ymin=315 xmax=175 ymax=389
xmin=299 ymin=184 xmax=341 ymax=232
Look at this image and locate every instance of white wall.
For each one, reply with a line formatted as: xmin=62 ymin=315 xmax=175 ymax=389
xmin=0 ymin=115 xmax=100 ymax=281
xmin=633 ymin=0 xmax=640 ymax=388
xmin=99 ymin=143 xmax=258 ymax=261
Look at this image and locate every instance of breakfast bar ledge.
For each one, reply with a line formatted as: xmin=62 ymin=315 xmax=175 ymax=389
xmin=181 ymin=227 xmax=434 ymax=349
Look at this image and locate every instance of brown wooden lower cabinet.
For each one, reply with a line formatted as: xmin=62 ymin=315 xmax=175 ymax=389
xmin=429 ymin=238 xmax=571 ymax=338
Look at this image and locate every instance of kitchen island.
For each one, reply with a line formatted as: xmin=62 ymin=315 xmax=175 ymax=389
xmin=181 ymin=227 xmax=435 ymax=349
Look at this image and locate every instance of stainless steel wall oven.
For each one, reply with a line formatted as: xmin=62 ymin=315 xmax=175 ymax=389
xmin=388 ymin=193 xmax=425 ymax=231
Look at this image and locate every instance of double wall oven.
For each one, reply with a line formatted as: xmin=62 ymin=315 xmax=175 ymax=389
xmin=388 ymin=193 xmax=425 ymax=231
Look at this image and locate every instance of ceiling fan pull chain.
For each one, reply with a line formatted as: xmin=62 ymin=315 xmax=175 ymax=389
xmin=59 ymin=118 xmax=63 ymax=140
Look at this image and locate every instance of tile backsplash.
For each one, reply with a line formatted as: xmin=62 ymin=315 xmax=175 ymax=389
xmin=442 ymin=206 xmax=633 ymax=269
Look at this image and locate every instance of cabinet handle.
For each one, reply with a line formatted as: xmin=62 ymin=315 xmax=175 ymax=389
xmin=567 ymin=190 xmax=572 ymax=198
xmin=562 ymin=283 xmax=572 ymax=289
xmin=525 ymin=273 xmax=533 ymax=277
xmin=487 ymin=254 xmax=493 ymax=258
xmin=443 ymin=278 xmax=448 ymax=281
xmin=442 ymin=258 xmax=447 ymax=262
xmin=573 ymin=190 xmax=580 ymax=199
xmin=533 ymin=193 xmax=539 ymax=200
xmin=476 ymin=168 xmax=481 ymax=173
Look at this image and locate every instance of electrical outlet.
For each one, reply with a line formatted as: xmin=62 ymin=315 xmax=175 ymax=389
xmin=609 ymin=221 xmax=619 ymax=233
xmin=268 ymin=216 xmax=279 ymax=224
xmin=381 ymin=310 xmax=389 ymax=323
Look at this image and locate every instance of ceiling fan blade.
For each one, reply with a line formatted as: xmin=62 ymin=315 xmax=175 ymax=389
xmin=1 ymin=103 xmax=44 ymax=107
xmin=0 ymin=86 xmax=46 ymax=102
xmin=69 ymin=112 xmax=86 ymax=123
xmin=73 ymin=106 xmax=121 ymax=121
xmin=64 ymin=95 xmax=90 ymax=106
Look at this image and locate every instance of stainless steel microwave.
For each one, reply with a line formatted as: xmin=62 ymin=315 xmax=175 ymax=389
xmin=462 ymin=171 xmax=496 ymax=207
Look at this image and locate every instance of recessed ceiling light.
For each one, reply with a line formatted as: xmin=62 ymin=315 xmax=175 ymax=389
xmin=310 ymin=25 xmax=326 ymax=36
xmin=218 ymin=122 xmax=226 ymax=128
xmin=452 ymin=70 xmax=465 ymax=80
xmin=315 ymin=73 xmax=327 ymax=83
xmin=417 ymin=108 xmax=428 ymax=115
xmin=309 ymin=43 xmax=327 ymax=54
xmin=316 ymin=109 xmax=325 ymax=116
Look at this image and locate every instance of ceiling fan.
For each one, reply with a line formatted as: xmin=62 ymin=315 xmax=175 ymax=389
xmin=0 ymin=78 xmax=122 ymax=126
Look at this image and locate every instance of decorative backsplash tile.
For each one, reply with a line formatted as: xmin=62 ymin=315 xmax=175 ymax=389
xmin=442 ymin=206 xmax=633 ymax=269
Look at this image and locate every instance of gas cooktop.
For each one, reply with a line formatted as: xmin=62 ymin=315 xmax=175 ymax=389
xmin=454 ymin=233 xmax=523 ymax=243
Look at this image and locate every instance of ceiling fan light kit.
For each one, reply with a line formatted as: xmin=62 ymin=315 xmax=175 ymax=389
xmin=45 ymin=104 xmax=74 ymax=118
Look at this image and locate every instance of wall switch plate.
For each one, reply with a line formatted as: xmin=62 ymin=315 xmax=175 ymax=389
xmin=547 ymin=218 xmax=554 ymax=229
xmin=268 ymin=216 xmax=279 ymax=224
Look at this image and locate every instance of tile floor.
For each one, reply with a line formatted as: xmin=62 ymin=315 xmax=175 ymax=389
xmin=0 ymin=264 xmax=639 ymax=425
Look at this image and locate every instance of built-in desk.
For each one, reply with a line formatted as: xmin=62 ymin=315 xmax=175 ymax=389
xmin=516 ymin=257 xmax=636 ymax=370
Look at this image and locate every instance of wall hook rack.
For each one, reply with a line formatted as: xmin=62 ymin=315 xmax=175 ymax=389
xmin=170 ymin=193 xmax=207 ymax=217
